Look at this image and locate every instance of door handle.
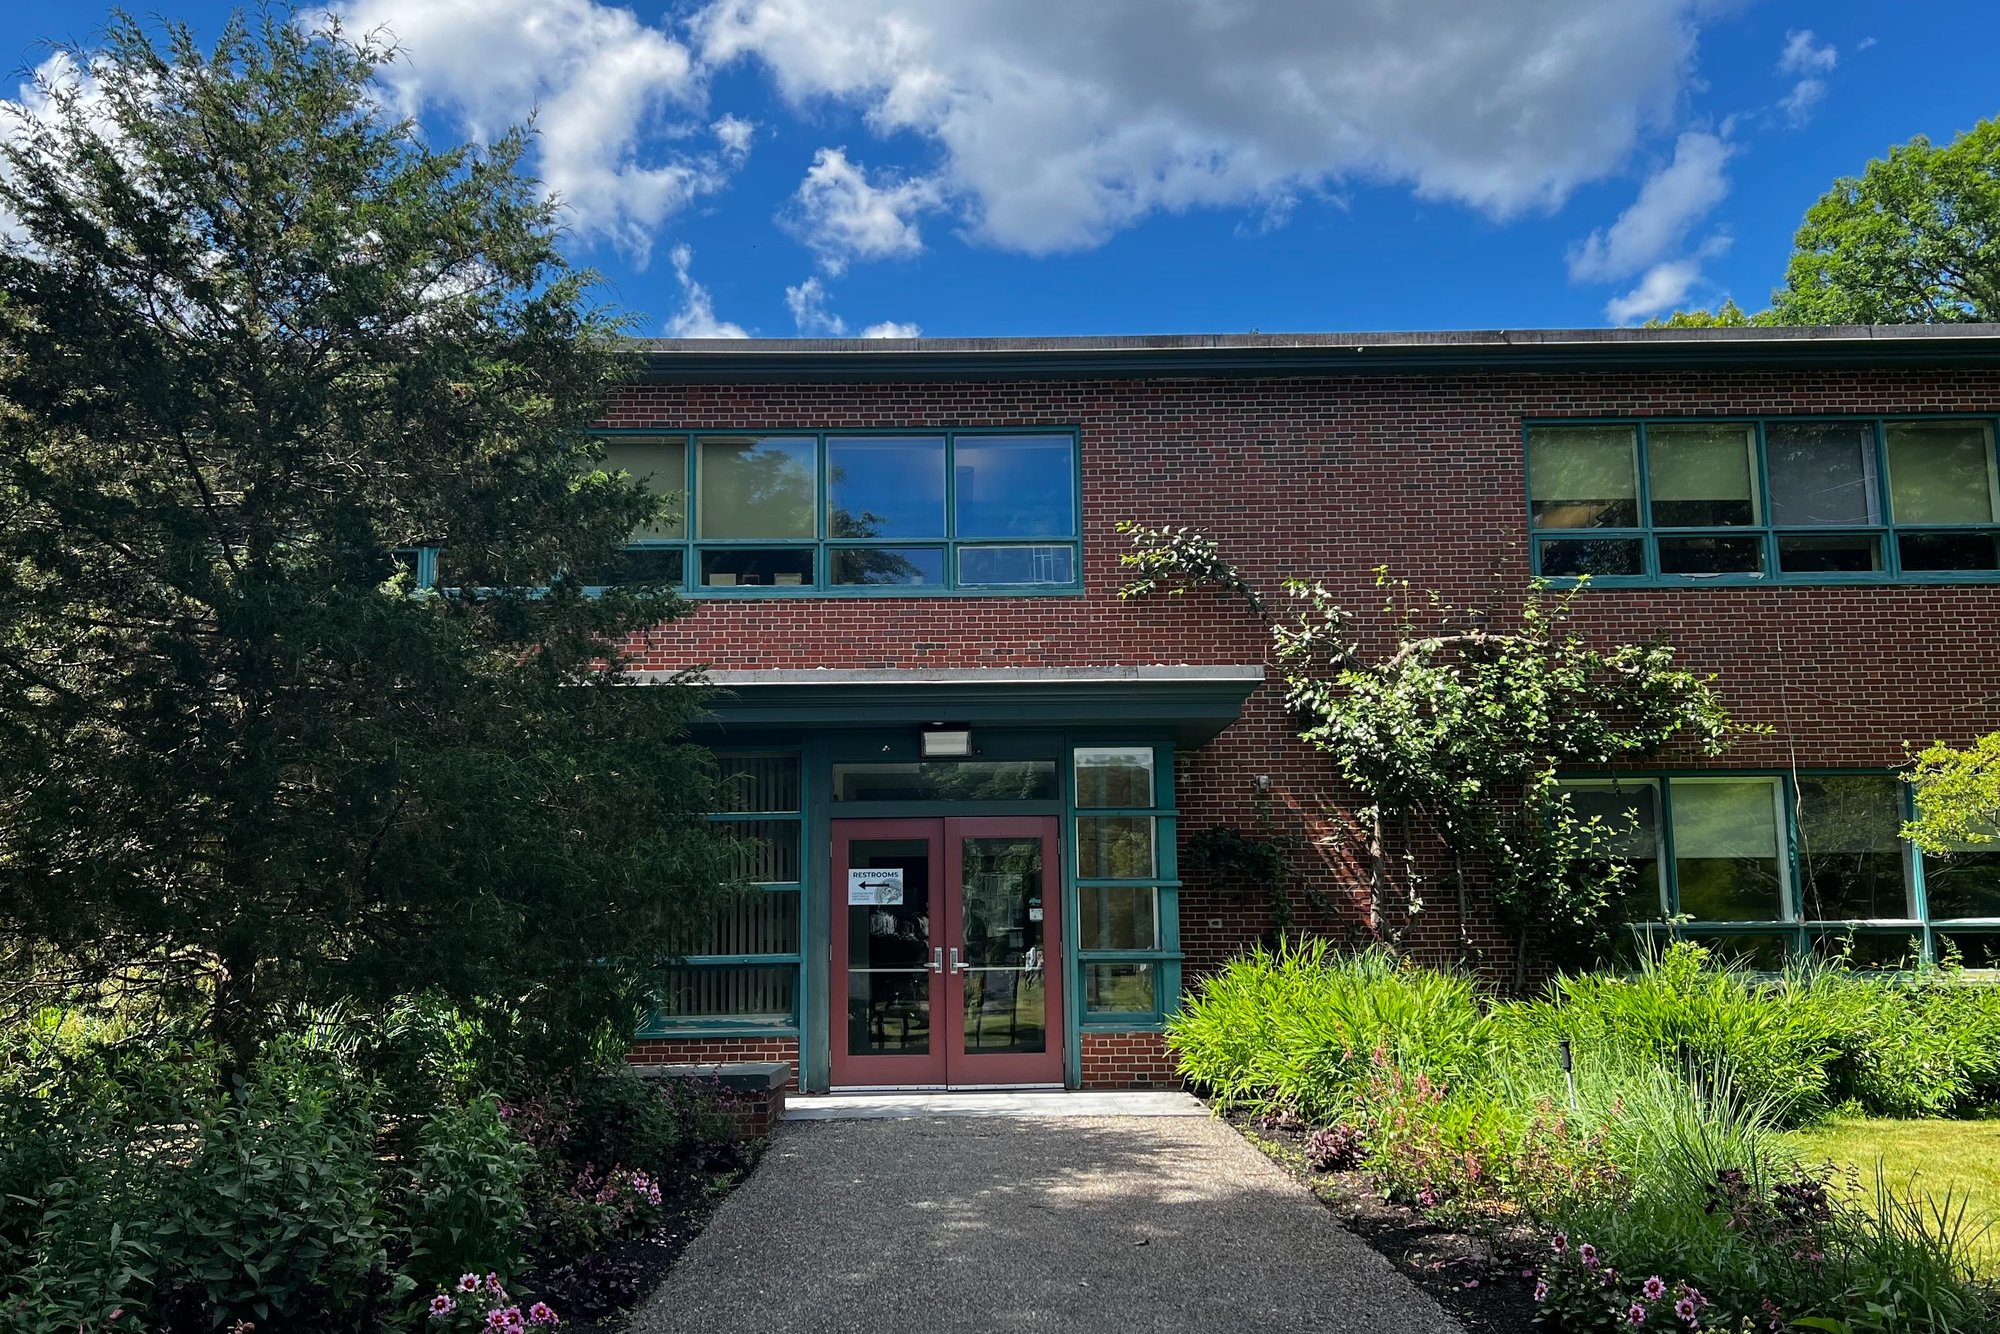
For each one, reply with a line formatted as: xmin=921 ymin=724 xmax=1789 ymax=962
xmin=949 ymin=946 xmax=964 ymax=974
xmin=929 ymin=947 xmax=944 ymax=974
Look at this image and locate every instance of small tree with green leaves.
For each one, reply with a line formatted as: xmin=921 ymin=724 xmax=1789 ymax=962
xmin=1116 ymin=522 xmax=1741 ymax=981
xmin=1904 ymin=732 xmax=2000 ymax=854
xmin=0 ymin=12 xmax=737 ymax=1069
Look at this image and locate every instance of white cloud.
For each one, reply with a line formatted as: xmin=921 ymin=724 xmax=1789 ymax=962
xmin=1778 ymin=30 xmax=1838 ymax=76
xmin=784 ymin=275 xmax=844 ymax=334
xmin=784 ymin=274 xmax=920 ymax=338
xmin=695 ymin=0 xmax=1719 ymax=254
xmin=1775 ymin=29 xmax=1837 ymax=126
xmin=336 ymin=0 xmax=736 ymax=263
xmin=1779 ymin=79 xmax=1826 ymax=126
xmin=782 ymin=147 xmax=940 ymax=273
xmin=1 ymin=52 xmax=116 ymax=246
xmin=1568 ymin=132 xmax=1731 ymax=282
xmin=1605 ymin=259 xmax=1702 ymax=324
xmin=712 ymin=113 xmax=755 ymax=158
xmin=663 ymin=245 xmax=748 ymax=337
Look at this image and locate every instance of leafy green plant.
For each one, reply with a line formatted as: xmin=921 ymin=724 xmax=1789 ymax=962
xmin=1165 ymin=941 xmax=1491 ymax=1119
xmin=1496 ymin=944 xmax=1845 ymax=1125
xmin=1117 ymin=530 xmax=1743 ymax=974
xmin=400 ymin=1095 xmax=533 ymax=1298
xmin=151 ymin=1046 xmax=399 ymax=1330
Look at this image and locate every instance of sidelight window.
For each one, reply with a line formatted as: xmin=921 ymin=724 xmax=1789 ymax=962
xmin=641 ymin=752 xmax=805 ymax=1035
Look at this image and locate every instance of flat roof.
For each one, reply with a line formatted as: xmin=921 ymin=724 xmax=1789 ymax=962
xmin=625 ymin=325 xmax=2000 ymax=382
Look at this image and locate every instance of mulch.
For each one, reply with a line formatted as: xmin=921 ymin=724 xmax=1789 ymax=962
xmin=1223 ymin=1109 xmax=1542 ymax=1334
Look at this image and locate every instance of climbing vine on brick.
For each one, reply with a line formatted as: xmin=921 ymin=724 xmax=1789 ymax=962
xmin=1115 ymin=521 xmax=1744 ymax=981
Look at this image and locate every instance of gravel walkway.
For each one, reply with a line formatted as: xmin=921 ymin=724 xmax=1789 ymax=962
xmin=631 ymin=1112 xmax=1464 ymax=1334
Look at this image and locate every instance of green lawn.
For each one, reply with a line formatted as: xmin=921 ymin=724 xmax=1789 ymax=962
xmin=1788 ymin=1118 xmax=2000 ymax=1274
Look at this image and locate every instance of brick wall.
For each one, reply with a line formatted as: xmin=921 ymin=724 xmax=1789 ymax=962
xmin=604 ymin=368 xmax=2000 ymax=984
xmin=1080 ymin=1030 xmax=1182 ymax=1089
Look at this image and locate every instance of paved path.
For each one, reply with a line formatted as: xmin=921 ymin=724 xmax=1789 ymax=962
xmin=632 ymin=1110 xmax=1464 ymax=1334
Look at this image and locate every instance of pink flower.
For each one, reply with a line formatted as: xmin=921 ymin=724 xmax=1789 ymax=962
xmin=1579 ymin=1243 xmax=1598 ymax=1269
xmin=485 ymin=1273 xmax=505 ymax=1295
xmin=458 ymin=1275 xmax=482 ymax=1294
xmin=1643 ymin=1276 xmax=1667 ymax=1302
xmin=1675 ymin=1296 xmax=1699 ymax=1323
xmin=430 ymin=1295 xmax=456 ymax=1318
xmin=1628 ymin=1303 xmax=1649 ymax=1325
xmin=528 ymin=1303 xmax=559 ymax=1326
xmin=1551 ymin=1232 xmax=1569 ymax=1254
xmin=1533 ymin=1281 xmax=1549 ymax=1302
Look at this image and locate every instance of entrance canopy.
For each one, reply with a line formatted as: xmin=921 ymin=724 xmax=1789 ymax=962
xmin=627 ymin=665 xmax=1265 ymax=743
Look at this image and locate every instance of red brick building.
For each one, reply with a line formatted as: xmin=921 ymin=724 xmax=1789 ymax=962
xmin=591 ymin=328 xmax=2000 ymax=1091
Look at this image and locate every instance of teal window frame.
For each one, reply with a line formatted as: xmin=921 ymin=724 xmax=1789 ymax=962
xmin=1558 ymin=767 xmax=2000 ymax=970
xmin=638 ymin=749 xmax=807 ymax=1037
xmin=1069 ymin=741 xmax=1181 ymax=1028
xmin=1525 ymin=415 xmax=2000 ymax=587
xmin=440 ymin=427 xmax=1084 ymax=599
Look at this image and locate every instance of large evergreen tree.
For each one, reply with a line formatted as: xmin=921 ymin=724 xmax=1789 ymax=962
xmin=0 ymin=11 xmax=734 ymax=1064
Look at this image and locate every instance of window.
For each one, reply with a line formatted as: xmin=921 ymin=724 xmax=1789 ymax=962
xmin=1560 ymin=780 xmax=1662 ymax=920
xmin=1670 ymin=778 xmax=1788 ymax=922
xmin=1555 ymin=770 xmax=1988 ymax=972
xmin=641 ymin=752 xmax=805 ymax=1035
xmin=1073 ymin=745 xmax=1177 ymax=1021
xmin=1795 ymin=775 xmax=1913 ymax=921
xmin=1527 ymin=417 xmax=2000 ymax=584
xmin=519 ymin=429 xmax=1082 ymax=597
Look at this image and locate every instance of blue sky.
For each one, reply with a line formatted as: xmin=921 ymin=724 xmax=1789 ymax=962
xmin=4 ymin=2 xmax=1996 ymax=338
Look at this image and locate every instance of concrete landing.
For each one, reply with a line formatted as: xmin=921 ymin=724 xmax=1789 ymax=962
xmin=786 ymin=1089 xmax=1205 ymax=1120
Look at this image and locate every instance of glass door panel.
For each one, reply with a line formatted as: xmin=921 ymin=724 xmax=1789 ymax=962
xmin=829 ymin=822 xmax=945 ymax=1086
xmin=830 ymin=817 xmax=1064 ymax=1088
xmin=946 ymin=818 xmax=1064 ymax=1085
xmin=958 ymin=837 xmax=1047 ymax=1055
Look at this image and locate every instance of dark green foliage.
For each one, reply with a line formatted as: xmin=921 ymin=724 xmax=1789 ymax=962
xmin=398 ymin=1096 xmax=532 ymax=1298
xmin=0 ymin=1031 xmax=398 ymax=1333
xmin=0 ymin=11 xmax=737 ymax=1066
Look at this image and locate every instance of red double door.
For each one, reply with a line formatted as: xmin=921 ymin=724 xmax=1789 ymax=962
xmin=830 ymin=818 xmax=1064 ymax=1088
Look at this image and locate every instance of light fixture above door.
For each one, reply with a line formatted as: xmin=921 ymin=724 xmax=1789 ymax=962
xmin=920 ymin=726 xmax=972 ymax=758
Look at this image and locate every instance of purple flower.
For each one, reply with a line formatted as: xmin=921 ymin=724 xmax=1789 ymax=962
xmin=430 ymin=1295 xmax=456 ymax=1318
xmin=1628 ymin=1303 xmax=1649 ymax=1326
xmin=1643 ymin=1276 xmax=1667 ymax=1302
xmin=485 ymin=1273 xmax=505 ymax=1296
xmin=528 ymin=1303 xmax=559 ymax=1326
xmin=1552 ymin=1232 xmax=1569 ymax=1254
xmin=1675 ymin=1296 xmax=1699 ymax=1323
xmin=1533 ymin=1281 xmax=1549 ymax=1302
xmin=1579 ymin=1243 xmax=1598 ymax=1269
xmin=457 ymin=1275 xmax=482 ymax=1294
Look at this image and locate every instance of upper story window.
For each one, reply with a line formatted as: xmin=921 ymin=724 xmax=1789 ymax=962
xmin=1526 ymin=417 xmax=2000 ymax=585
xmin=579 ymin=429 xmax=1081 ymax=597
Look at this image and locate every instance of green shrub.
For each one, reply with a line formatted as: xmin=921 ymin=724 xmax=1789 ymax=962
xmin=1165 ymin=942 xmax=1491 ymax=1118
xmin=1495 ymin=944 xmax=1844 ymax=1124
xmin=400 ymin=1095 xmax=533 ymax=1297
xmin=1812 ymin=973 xmax=2000 ymax=1119
xmin=152 ymin=1044 xmax=398 ymax=1329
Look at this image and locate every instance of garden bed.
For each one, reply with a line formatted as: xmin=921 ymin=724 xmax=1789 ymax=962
xmin=1228 ymin=1108 xmax=1538 ymax=1334
xmin=539 ymin=1158 xmax=753 ymax=1333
